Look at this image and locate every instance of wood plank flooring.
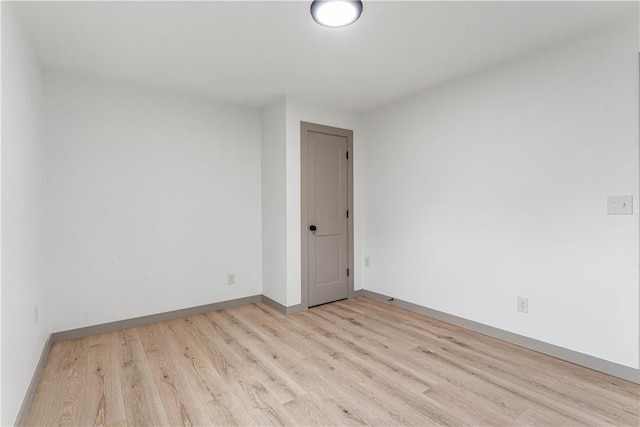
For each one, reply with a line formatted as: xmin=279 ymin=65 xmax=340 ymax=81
xmin=26 ymin=297 xmax=639 ymax=426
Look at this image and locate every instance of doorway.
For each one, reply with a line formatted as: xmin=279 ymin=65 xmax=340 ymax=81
xmin=301 ymin=122 xmax=355 ymax=308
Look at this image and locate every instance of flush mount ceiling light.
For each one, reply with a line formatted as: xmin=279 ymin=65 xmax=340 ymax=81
xmin=310 ymin=0 xmax=363 ymax=28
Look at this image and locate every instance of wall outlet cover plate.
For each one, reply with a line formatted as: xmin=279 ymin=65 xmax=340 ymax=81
xmin=607 ymin=196 xmax=633 ymax=215
xmin=517 ymin=296 xmax=529 ymax=313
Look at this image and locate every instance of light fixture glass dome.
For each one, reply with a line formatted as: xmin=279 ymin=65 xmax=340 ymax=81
xmin=310 ymin=0 xmax=363 ymax=28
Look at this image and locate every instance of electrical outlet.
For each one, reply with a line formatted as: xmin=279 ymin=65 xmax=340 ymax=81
xmin=517 ymin=296 xmax=529 ymax=313
xmin=364 ymin=256 xmax=370 ymax=267
xmin=607 ymin=196 xmax=633 ymax=215
xmin=228 ymin=273 xmax=235 ymax=285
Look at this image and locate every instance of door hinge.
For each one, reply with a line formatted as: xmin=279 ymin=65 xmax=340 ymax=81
xmin=346 ymin=209 xmax=349 ymax=218
xmin=346 ymin=151 xmax=349 ymax=160
xmin=347 ymin=268 xmax=350 ymax=277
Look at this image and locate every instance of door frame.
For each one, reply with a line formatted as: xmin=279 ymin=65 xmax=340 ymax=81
xmin=300 ymin=121 xmax=355 ymax=309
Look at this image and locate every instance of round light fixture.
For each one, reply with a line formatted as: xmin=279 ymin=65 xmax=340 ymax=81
xmin=310 ymin=0 xmax=363 ymax=28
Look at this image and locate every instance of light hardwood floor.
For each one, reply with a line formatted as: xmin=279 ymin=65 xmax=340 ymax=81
xmin=26 ymin=297 xmax=639 ymax=426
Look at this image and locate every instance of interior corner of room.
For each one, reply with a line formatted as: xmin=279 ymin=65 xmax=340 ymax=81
xmin=2 ymin=1 xmax=640 ymax=425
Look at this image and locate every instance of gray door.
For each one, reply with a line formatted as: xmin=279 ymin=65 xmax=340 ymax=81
xmin=304 ymin=126 xmax=350 ymax=307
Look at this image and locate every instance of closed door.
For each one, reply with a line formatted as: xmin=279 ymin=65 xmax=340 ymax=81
xmin=301 ymin=122 xmax=353 ymax=308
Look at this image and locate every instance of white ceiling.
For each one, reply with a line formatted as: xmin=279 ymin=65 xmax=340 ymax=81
xmin=13 ymin=1 xmax=636 ymax=112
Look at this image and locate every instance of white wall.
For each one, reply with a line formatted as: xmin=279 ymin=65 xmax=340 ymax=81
xmin=285 ymin=97 xmax=362 ymax=306
xmin=362 ymin=22 xmax=639 ymax=369
xmin=1 ymin=3 xmax=49 ymax=425
xmin=45 ymin=72 xmax=263 ymax=332
xmin=261 ymin=97 xmax=287 ymax=305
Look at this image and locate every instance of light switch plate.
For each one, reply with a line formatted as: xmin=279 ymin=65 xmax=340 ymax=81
xmin=607 ymin=196 xmax=633 ymax=215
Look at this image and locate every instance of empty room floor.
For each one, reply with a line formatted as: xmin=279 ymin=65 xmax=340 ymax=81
xmin=26 ymin=297 xmax=638 ymax=426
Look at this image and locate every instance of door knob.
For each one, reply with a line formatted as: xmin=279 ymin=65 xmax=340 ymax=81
xmin=310 ymin=225 xmax=317 ymax=231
